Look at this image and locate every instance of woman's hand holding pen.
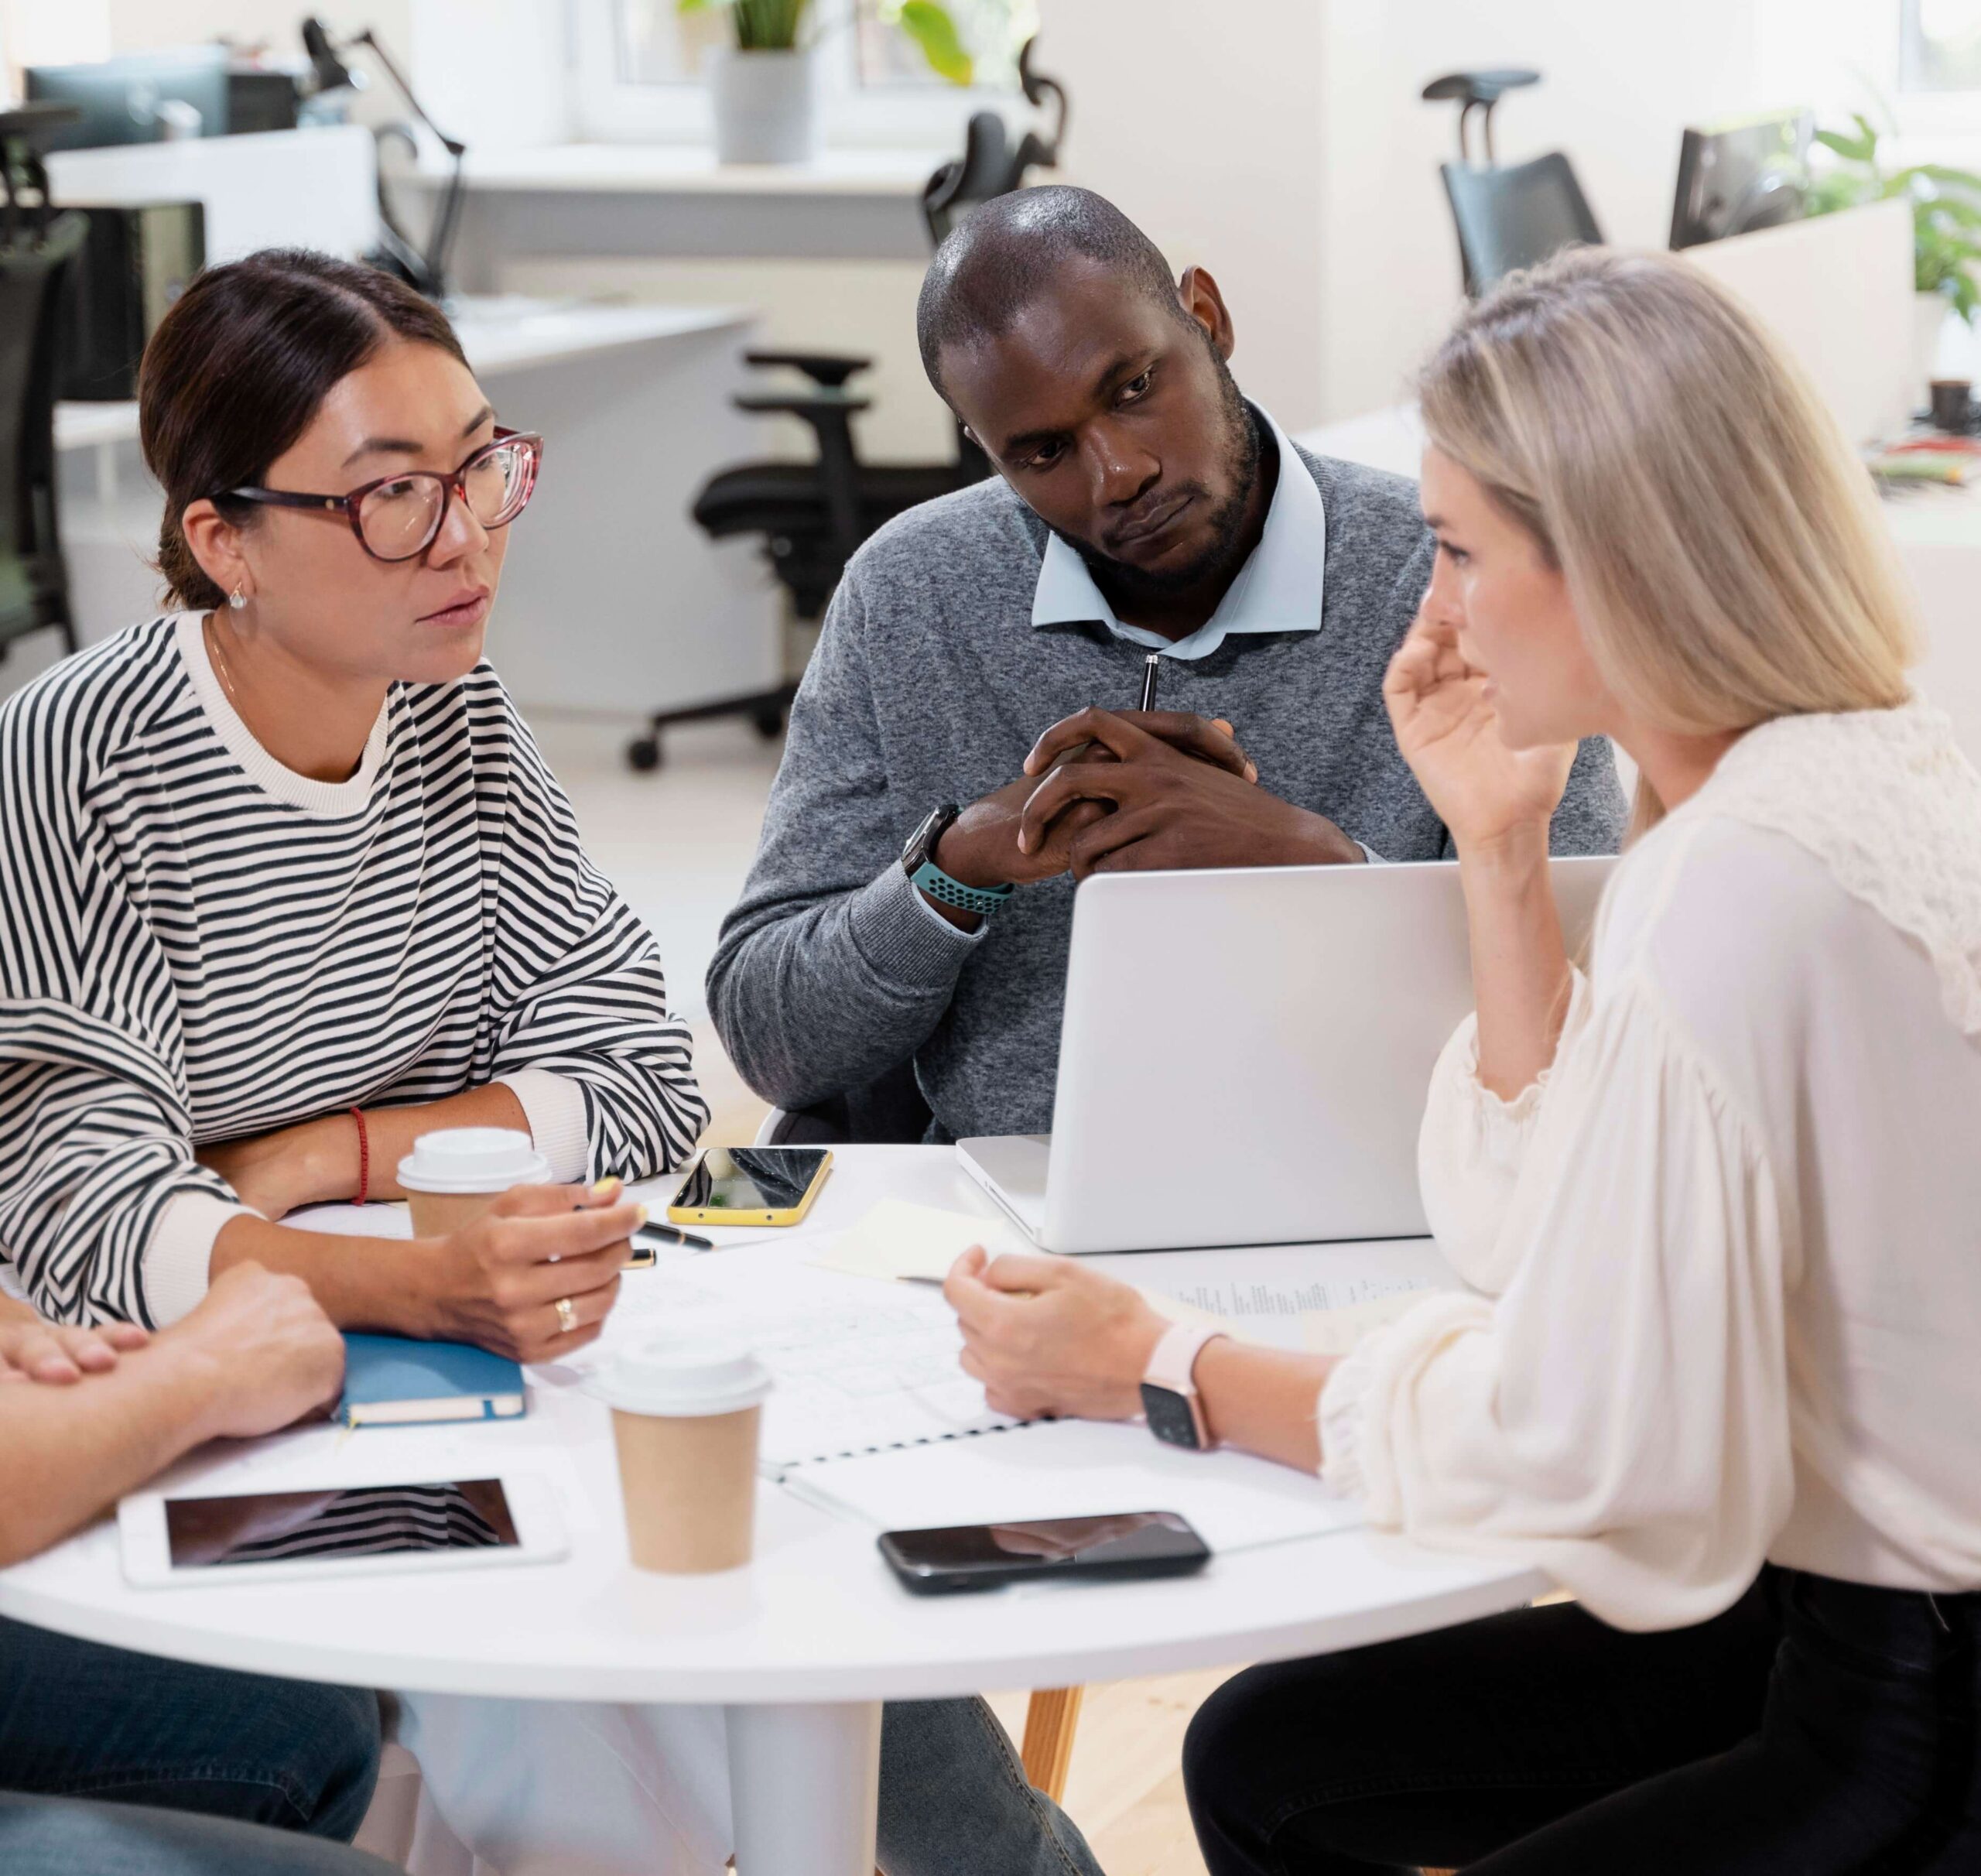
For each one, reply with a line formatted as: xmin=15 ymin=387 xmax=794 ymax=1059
xmin=412 ymin=1180 xmax=640 ymax=1364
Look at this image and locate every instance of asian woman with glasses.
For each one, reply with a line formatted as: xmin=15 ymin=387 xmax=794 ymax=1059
xmin=0 ymin=248 xmax=699 ymax=1361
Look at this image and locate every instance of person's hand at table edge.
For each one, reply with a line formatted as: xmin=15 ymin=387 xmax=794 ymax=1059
xmin=0 ymin=1292 xmax=148 ymax=1386
xmin=943 ymin=1246 xmax=1168 ymax=1421
xmin=162 ymin=1262 xmax=348 ymax=1443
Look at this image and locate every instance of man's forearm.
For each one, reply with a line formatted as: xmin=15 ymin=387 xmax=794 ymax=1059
xmin=0 ymin=1340 xmax=224 ymax=1566
xmin=208 ymin=1216 xmax=436 ymax=1336
xmin=708 ymin=867 xmax=977 ymax=1111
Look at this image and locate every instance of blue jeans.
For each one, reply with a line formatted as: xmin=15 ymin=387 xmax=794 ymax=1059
xmin=0 ymin=1616 xmax=381 ymax=1840
xmin=878 ymin=1695 xmax=1106 ymax=1876
xmin=0 ymin=1790 xmax=399 ymax=1874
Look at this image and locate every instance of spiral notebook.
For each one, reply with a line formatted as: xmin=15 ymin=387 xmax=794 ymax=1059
xmin=580 ymin=1237 xmax=1432 ymax=1548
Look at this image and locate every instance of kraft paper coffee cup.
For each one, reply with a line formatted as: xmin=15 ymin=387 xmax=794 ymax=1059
xmin=596 ymin=1337 xmax=773 ymax=1574
xmin=398 ymin=1128 xmax=552 ymax=1238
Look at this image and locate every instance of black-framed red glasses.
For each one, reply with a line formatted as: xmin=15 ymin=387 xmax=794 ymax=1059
xmin=221 ymin=428 xmax=543 ymax=564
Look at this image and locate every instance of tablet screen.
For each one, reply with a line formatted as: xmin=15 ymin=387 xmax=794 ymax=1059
xmin=164 ymin=1479 xmax=518 ymax=1569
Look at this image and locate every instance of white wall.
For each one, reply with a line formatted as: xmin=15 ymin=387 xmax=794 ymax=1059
xmin=1044 ymin=0 xmax=1330 ymax=430
xmin=46 ymin=0 xmax=1932 ymax=441
xmin=1315 ymin=1 xmax=1770 ymax=420
xmin=101 ymin=0 xmax=411 ymax=62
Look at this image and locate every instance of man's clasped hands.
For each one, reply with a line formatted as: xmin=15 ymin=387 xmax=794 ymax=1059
xmin=925 ymin=703 xmax=1363 ymax=918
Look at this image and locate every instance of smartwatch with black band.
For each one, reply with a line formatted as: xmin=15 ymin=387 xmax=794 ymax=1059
xmin=902 ymin=803 xmax=1014 ymax=921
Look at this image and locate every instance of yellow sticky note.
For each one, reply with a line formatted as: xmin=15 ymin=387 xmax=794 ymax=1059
xmin=808 ymin=1200 xmax=1030 ymax=1283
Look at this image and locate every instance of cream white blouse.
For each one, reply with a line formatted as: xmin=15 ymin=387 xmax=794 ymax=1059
xmin=1319 ymin=704 xmax=1981 ymax=1631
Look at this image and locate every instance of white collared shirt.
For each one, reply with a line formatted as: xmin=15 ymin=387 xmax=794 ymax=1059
xmin=1028 ymin=405 xmax=1326 ymax=660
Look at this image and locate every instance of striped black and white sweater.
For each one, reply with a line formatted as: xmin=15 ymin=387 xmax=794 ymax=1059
xmin=0 ymin=613 xmax=707 ymax=1330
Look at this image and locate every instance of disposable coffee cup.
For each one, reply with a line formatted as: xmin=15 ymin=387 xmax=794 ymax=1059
xmin=596 ymin=1336 xmax=773 ymax=1574
xmin=398 ymin=1127 xmax=552 ymax=1237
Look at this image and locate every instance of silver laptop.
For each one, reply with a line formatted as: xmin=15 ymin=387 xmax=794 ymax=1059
xmin=958 ymin=857 xmax=1614 ymax=1253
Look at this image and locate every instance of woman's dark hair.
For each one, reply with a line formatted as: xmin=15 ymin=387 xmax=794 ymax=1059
xmin=138 ymin=249 xmax=469 ymax=610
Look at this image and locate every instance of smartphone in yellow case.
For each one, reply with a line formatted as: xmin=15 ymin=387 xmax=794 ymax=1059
xmin=665 ymin=1146 xmax=833 ymax=1227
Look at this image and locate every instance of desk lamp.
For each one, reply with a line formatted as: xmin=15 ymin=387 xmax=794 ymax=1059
xmin=301 ymin=15 xmax=467 ymax=303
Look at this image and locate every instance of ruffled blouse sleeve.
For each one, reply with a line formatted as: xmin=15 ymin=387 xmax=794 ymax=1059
xmin=1320 ymin=969 xmax=1798 ymax=1631
xmin=1418 ymin=968 xmax=1592 ymax=1294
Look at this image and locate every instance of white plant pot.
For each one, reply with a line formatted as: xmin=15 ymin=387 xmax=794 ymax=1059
xmin=1914 ymin=289 xmax=1952 ymax=406
xmin=710 ymin=47 xmax=821 ymax=166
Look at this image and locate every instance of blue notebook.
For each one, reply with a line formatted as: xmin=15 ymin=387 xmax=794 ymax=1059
xmin=339 ymin=1334 xmax=528 ymax=1428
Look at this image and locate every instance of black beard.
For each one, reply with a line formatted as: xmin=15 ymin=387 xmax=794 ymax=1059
xmin=1056 ymin=354 xmax=1265 ymax=604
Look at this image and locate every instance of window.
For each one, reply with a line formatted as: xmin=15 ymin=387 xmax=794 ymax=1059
xmin=573 ymin=0 xmax=1039 ymax=145
xmin=1901 ymin=0 xmax=1981 ymax=92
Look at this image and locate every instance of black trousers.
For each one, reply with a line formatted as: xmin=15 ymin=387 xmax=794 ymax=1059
xmin=1184 ymin=1569 xmax=1981 ymax=1874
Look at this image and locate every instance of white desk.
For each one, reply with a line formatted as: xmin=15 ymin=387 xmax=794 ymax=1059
xmin=1298 ymin=408 xmax=1981 ymax=766
xmin=0 ymin=1145 xmax=1540 ymax=1876
xmin=36 ymin=299 xmax=778 ymax=721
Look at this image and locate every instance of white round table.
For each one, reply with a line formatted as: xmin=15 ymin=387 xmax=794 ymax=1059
xmin=0 ymin=1148 xmax=1544 ymax=1874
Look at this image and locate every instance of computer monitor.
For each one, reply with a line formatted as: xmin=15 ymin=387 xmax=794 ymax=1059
xmin=25 ymin=47 xmax=231 ymax=152
xmin=1670 ymin=109 xmax=1812 ymax=251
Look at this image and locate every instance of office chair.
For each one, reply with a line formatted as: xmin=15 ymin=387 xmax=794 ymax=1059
xmin=628 ymin=42 xmax=1069 ymax=772
xmin=1422 ymin=69 xmax=1603 ymax=296
xmin=0 ymin=107 xmax=88 ymax=672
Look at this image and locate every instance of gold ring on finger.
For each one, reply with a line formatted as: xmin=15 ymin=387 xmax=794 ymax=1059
xmin=554 ymin=1296 xmax=578 ymax=1334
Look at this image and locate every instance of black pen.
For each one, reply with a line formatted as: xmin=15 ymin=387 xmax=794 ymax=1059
xmin=632 ymin=1221 xmax=717 ymax=1254
xmin=1138 ymin=651 xmax=1161 ymax=712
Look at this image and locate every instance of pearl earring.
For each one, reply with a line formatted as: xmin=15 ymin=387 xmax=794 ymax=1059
xmin=228 ymin=586 xmax=246 ymax=611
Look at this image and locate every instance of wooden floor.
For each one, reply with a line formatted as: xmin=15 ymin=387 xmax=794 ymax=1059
xmin=694 ymin=1032 xmax=1230 ymax=1874
xmin=987 ymin=1672 xmax=1231 ymax=1876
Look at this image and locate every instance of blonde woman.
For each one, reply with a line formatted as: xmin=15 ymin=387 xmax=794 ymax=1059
xmin=948 ymin=246 xmax=1981 ymax=1872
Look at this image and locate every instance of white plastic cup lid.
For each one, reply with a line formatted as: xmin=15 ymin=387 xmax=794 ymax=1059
xmin=396 ymin=1127 xmax=553 ymax=1195
xmin=596 ymin=1335 xmax=773 ymax=1419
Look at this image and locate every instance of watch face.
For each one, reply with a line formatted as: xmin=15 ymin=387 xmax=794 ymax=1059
xmin=1140 ymin=1382 xmax=1203 ymax=1450
xmin=903 ymin=804 xmax=958 ymax=873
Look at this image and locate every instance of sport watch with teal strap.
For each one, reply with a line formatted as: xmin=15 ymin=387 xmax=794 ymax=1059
xmin=902 ymin=803 xmax=1014 ymax=920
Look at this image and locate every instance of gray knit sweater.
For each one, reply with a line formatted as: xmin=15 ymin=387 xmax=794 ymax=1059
xmin=708 ymin=447 xmax=1626 ymax=1140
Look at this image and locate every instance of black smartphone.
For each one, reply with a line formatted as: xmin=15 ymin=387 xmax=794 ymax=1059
xmin=878 ymin=1511 xmax=1211 ymax=1595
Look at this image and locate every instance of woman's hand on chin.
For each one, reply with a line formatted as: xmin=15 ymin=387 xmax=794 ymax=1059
xmin=1383 ymin=604 xmax=1576 ymax=858
xmin=943 ymin=1247 xmax=1168 ymax=1422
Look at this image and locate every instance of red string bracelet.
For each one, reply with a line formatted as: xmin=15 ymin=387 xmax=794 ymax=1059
xmin=351 ymin=1107 xmax=371 ymax=1207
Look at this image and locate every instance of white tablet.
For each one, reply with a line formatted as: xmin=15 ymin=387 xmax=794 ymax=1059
xmin=118 ymin=1471 xmax=568 ymax=1589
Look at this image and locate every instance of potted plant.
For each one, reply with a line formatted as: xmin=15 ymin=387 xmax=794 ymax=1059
xmin=681 ymin=0 xmax=976 ymax=165
xmin=1808 ymin=112 xmax=1981 ymax=394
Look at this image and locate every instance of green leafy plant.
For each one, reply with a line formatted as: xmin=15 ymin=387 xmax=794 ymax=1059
xmin=1810 ymin=111 xmax=1981 ymax=324
xmin=677 ymin=0 xmax=809 ymax=49
xmin=679 ymin=0 xmax=976 ymax=80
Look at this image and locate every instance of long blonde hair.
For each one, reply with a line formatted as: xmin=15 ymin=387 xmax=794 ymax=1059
xmin=1418 ymin=247 xmax=1918 ymax=833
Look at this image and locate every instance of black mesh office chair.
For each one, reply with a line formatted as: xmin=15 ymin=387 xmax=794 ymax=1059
xmin=627 ymin=42 xmax=1069 ymax=772
xmin=0 ymin=107 xmax=88 ymax=672
xmin=1422 ymin=70 xmax=1603 ymax=297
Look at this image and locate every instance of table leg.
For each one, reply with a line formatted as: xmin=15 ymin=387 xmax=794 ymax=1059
xmin=726 ymin=1699 xmax=881 ymax=1876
